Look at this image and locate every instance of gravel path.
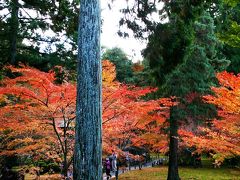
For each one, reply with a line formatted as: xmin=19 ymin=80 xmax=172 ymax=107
xmin=103 ymin=161 xmax=157 ymax=180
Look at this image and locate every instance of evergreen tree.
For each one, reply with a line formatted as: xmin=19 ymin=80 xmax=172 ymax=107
xmin=219 ymin=0 xmax=240 ymax=48
xmin=102 ymin=47 xmax=133 ymax=83
xmin=116 ymin=1 xmax=229 ymax=179
xmin=161 ymin=11 xmax=228 ymax=180
xmin=0 ymin=0 xmax=79 ymax=70
xmin=130 ymin=59 xmax=154 ymax=86
xmin=215 ymin=1 xmax=240 ymax=73
xmin=224 ymin=46 xmax=240 ymax=74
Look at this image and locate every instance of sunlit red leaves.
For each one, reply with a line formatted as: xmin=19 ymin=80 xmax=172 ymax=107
xmin=0 ymin=107 xmax=56 ymax=157
xmin=102 ymin=85 xmax=174 ymax=155
xmin=205 ymin=71 xmax=240 ymax=114
xmin=180 ymin=71 xmax=240 ymax=164
xmin=0 ymin=65 xmax=75 ymax=159
xmin=0 ymin=65 xmax=76 ymax=120
xmin=101 ymin=61 xmax=174 ymax=155
xmin=0 ymin=61 xmax=173 ymax=159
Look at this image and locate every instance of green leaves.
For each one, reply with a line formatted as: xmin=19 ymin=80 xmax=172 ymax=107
xmin=224 ymin=0 xmax=239 ymax=7
xmin=0 ymin=0 xmax=79 ymax=70
xmin=102 ymin=47 xmax=133 ymax=83
xmin=218 ymin=21 xmax=240 ymax=48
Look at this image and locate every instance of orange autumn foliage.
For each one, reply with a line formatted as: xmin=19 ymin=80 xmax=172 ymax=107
xmin=0 ymin=107 xmax=56 ymax=157
xmin=101 ymin=61 xmax=174 ymax=156
xmin=0 ymin=60 xmax=172 ymax=162
xmin=0 ymin=65 xmax=75 ymax=169
xmin=180 ymin=71 xmax=240 ymax=165
xmin=102 ymin=80 xmax=175 ymax=155
xmin=102 ymin=60 xmax=116 ymax=85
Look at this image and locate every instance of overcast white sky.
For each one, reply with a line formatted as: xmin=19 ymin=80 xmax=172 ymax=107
xmin=101 ymin=1 xmax=147 ymax=62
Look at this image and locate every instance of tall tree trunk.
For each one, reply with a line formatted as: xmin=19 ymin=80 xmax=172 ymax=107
xmin=74 ymin=1 xmax=102 ymax=180
xmin=9 ymin=0 xmax=19 ymax=65
xmin=167 ymin=108 xmax=180 ymax=180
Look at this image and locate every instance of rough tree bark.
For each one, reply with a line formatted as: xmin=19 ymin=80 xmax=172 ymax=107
xmin=74 ymin=0 xmax=102 ymax=180
xmin=167 ymin=107 xmax=180 ymax=180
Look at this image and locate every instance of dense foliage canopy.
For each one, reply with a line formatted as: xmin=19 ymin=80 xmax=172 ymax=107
xmin=0 ymin=0 xmax=239 ymax=178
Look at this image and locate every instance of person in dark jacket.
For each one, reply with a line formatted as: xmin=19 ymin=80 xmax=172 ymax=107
xmin=105 ymin=158 xmax=112 ymax=180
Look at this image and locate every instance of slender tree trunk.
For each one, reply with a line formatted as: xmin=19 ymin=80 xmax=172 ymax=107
xmin=74 ymin=1 xmax=102 ymax=180
xmin=63 ymin=121 xmax=68 ymax=178
xmin=167 ymin=108 xmax=180 ymax=180
xmin=9 ymin=0 xmax=19 ymax=65
xmin=63 ymin=127 xmax=68 ymax=178
xmin=63 ymin=150 xmax=68 ymax=178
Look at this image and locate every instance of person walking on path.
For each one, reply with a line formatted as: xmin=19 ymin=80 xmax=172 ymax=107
xmin=111 ymin=150 xmax=117 ymax=172
xmin=105 ymin=158 xmax=112 ymax=180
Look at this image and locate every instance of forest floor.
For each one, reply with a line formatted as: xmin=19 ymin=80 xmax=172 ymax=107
xmin=23 ymin=165 xmax=240 ymax=180
xmin=118 ymin=166 xmax=240 ymax=180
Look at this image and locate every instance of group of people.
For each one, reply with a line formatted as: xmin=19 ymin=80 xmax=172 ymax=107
xmin=104 ymin=151 xmax=117 ymax=180
xmin=152 ymin=158 xmax=164 ymax=167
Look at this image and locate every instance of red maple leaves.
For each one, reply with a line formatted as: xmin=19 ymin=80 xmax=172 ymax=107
xmin=0 ymin=61 xmax=172 ymax=163
xmin=180 ymin=72 xmax=240 ymax=165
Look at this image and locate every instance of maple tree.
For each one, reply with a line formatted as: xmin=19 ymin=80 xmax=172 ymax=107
xmin=0 ymin=106 xmax=57 ymax=159
xmin=131 ymin=97 xmax=177 ymax=154
xmin=102 ymin=60 xmax=174 ymax=158
xmin=0 ymin=65 xmax=76 ymax=177
xmin=0 ymin=60 xmax=174 ymax=174
xmin=180 ymin=71 xmax=240 ymax=166
xmin=102 ymin=84 xmax=158 ymax=152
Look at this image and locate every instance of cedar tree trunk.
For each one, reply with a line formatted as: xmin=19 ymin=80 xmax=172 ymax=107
xmin=73 ymin=0 xmax=102 ymax=180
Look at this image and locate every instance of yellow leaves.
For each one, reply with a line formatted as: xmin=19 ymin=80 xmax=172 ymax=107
xmin=102 ymin=60 xmax=117 ymax=86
